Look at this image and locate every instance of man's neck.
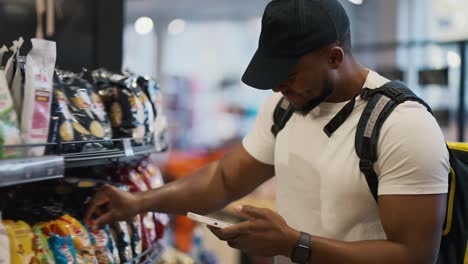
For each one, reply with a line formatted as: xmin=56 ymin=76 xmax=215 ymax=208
xmin=327 ymin=55 xmax=369 ymax=103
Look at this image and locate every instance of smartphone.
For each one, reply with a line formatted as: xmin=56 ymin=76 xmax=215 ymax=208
xmin=187 ymin=212 xmax=232 ymax=228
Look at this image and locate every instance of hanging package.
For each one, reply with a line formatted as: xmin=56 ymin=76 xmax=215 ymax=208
xmin=4 ymin=37 xmax=25 ymax=118
xmin=0 ymin=49 xmax=22 ymax=158
xmin=22 ymin=39 xmax=56 ymax=156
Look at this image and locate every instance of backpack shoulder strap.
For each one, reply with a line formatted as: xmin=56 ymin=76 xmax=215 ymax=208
xmin=271 ymin=97 xmax=294 ymax=137
xmin=356 ymin=80 xmax=433 ymax=202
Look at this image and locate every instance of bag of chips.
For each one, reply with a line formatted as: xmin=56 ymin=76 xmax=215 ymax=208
xmin=109 ymin=222 xmax=133 ymax=263
xmin=103 ymin=226 xmax=120 ymax=264
xmin=3 ymin=220 xmax=35 ymax=264
xmin=47 ymin=234 xmax=77 ymax=264
xmin=133 ymin=79 xmax=154 ymax=142
xmin=91 ymin=70 xmax=145 ymax=141
xmin=55 ymin=215 xmax=98 ymax=264
xmin=0 ymin=215 xmax=11 ymax=264
xmin=32 ymin=226 xmax=55 ymax=264
xmin=36 ymin=221 xmax=77 ymax=264
xmin=121 ymin=167 xmax=157 ymax=249
xmin=81 ymin=222 xmax=114 ymax=264
xmin=22 ymin=39 xmax=56 ymax=156
xmin=137 ymin=76 xmax=167 ymax=149
xmin=126 ymin=215 xmax=142 ymax=257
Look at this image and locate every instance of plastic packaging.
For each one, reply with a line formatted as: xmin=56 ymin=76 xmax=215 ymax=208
xmin=3 ymin=220 xmax=35 ymax=264
xmin=126 ymin=215 xmax=142 ymax=257
xmin=109 ymin=222 xmax=133 ymax=262
xmin=92 ymin=70 xmax=145 ymax=141
xmin=22 ymin=39 xmax=56 ymax=156
xmin=4 ymin=37 xmax=25 ymax=117
xmin=32 ymin=226 xmax=55 ymax=264
xmin=103 ymin=226 xmax=120 ymax=264
xmin=0 ymin=214 xmax=11 ymax=264
xmin=47 ymin=234 xmax=77 ymax=264
xmin=56 ymin=215 xmax=98 ymax=264
xmin=82 ymin=222 xmax=115 ymax=264
xmin=0 ymin=58 xmax=22 ymax=159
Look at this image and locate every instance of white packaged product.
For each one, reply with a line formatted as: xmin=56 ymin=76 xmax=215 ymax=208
xmin=22 ymin=39 xmax=56 ymax=156
xmin=0 ymin=213 xmax=10 ymax=264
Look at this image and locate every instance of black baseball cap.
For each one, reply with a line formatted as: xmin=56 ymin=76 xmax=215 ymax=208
xmin=242 ymin=0 xmax=350 ymax=90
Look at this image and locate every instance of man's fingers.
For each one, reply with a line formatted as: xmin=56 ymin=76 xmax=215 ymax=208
xmin=85 ymin=195 xmax=110 ymax=221
xmin=210 ymin=221 xmax=250 ymax=240
xmin=240 ymin=205 xmax=268 ymax=219
xmin=93 ymin=211 xmax=116 ymax=230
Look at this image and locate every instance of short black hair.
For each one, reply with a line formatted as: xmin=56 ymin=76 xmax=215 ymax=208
xmin=337 ymin=29 xmax=352 ymax=54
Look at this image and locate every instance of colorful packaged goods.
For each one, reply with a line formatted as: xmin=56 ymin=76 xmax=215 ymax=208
xmin=3 ymin=220 xmax=35 ymax=264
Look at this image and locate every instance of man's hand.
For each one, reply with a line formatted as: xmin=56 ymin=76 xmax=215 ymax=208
xmin=209 ymin=205 xmax=300 ymax=257
xmin=85 ymin=184 xmax=141 ymax=229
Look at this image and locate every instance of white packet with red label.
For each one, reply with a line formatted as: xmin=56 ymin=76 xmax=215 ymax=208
xmin=22 ymin=39 xmax=56 ymax=156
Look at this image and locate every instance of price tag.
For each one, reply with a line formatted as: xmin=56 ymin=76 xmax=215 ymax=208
xmin=123 ymin=138 xmax=134 ymax=157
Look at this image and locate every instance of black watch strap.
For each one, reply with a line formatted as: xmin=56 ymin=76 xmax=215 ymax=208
xmin=291 ymin=231 xmax=312 ymax=264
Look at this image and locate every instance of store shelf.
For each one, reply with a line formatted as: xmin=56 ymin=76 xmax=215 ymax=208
xmin=0 ymin=156 xmax=64 ymax=187
xmin=0 ymin=136 xmax=168 ymax=186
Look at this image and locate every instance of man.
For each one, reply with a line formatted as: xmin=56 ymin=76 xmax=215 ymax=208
xmin=86 ymin=0 xmax=450 ymax=263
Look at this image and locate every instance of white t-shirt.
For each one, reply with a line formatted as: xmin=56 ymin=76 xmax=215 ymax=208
xmin=242 ymin=70 xmax=450 ymax=263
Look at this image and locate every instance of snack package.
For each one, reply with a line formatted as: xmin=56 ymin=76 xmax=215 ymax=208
xmin=32 ymin=226 xmax=55 ymax=264
xmin=126 ymin=215 xmax=142 ymax=257
xmin=3 ymin=220 xmax=35 ymax=264
xmin=108 ymin=222 xmax=133 ymax=263
xmin=133 ymin=80 xmax=154 ymax=142
xmin=121 ymin=167 xmax=157 ymax=248
xmin=81 ymin=222 xmax=114 ymax=264
xmin=4 ymin=37 xmax=25 ymax=117
xmin=22 ymin=39 xmax=56 ymax=156
xmin=0 ymin=216 xmax=11 ymax=264
xmin=47 ymin=234 xmax=77 ymax=264
xmin=137 ymin=160 xmax=169 ymax=240
xmin=92 ymin=70 xmax=145 ymax=141
xmin=89 ymin=89 xmax=112 ymax=140
xmin=37 ymin=221 xmax=77 ymax=264
xmin=137 ymin=76 xmax=167 ymax=150
xmin=55 ymin=215 xmax=98 ymax=264
xmin=0 ymin=56 xmax=22 ymax=158
xmin=103 ymin=226 xmax=120 ymax=264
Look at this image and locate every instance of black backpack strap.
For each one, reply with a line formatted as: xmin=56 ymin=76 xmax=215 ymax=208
xmin=323 ymin=96 xmax=357 ymax=137
xmin=271 ymin=97 xmax=295 ymax=137
xmin=356 ymin=80 xmax=433 ymax=202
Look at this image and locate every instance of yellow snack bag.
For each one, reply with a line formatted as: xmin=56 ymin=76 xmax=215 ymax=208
xmin=3 ymin=220 xmax=35 ymax=264
xmin=56 ymin=215 xmax=97 ymax=264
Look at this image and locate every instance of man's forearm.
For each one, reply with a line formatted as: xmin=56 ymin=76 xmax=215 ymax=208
xmin=135 ymin=160 xmax=232 ymax=215
xmin=306 ymin=235 xmax=435 ymax=264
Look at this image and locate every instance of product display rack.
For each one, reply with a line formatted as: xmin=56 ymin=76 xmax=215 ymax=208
xmin=0 ymin=136 xmax=168 ymax=186
xmin=0 ymin=135 xmax=168 ymax=263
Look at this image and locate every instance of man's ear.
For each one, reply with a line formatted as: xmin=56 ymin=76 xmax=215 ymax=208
xmin=328 ymin=47 xmax=344 ymax=69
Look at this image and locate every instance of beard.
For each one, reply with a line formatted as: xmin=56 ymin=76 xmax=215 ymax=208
xmin=294 ymin=79 xmax=334 ymax=116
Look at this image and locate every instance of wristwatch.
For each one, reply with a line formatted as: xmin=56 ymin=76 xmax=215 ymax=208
xmin=291 ymin=231 xmax=312 ymax=264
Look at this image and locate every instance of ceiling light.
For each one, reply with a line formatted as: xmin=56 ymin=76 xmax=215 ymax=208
xmin=135 ymin=17 xmax=154 ymax=35
xmin=168 ymin=19 xmax=186 ymax=35
xmin=447 ymin=51 xmax=461 ymax=68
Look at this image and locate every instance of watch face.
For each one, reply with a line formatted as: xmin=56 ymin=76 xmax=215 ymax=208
xmin=293 ymin=245 xmax=310 ymax=263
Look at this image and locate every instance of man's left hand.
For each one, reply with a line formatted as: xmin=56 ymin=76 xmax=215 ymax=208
xmin=209 ymin=205 xmax=300 ymax=257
